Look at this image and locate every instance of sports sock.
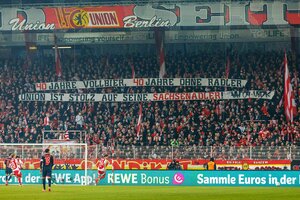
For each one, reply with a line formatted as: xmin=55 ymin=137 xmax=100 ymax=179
xmin=42 ymin=178 xmax=46 ymax=190
xmin=18 ymin=177 xmax=22 ymax=185
xmin=48 ymin=178 xmax=51 ymax=187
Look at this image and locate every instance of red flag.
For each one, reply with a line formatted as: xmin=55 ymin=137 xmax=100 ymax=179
xmin=54 ymin=35 xmax=62 ymax=77
xmin=284 ymin=52 xmax=297 ymax=122
xmin=155 ymin=30 xmax=166 ymax=78
xmin=136 ymin=103 xmax=143 ymax=138
xmin=24 ymin=116 xmax=27 ymax=126
xmin=131 ymin=62 xmax=135 ymax=79
xmin=64 ymin=130 xmax=70 ymax=140
xmin=159 ymin=40 xmax=166 ymax=78
xmin=43 ymin=115 xmax=49 ymax=126
xmin=225 ymin=56 xmax=230 ymax=78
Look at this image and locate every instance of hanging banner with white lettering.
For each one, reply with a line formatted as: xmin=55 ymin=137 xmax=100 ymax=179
xmin=19 ymin=91 xmax=275 ymax=102
xmin=35 ymin=78 xmax=247 ymax=91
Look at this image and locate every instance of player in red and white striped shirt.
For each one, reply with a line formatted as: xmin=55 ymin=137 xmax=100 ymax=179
xmin=95 ymin=154 xmax=109 ymax=185
xmin=16 ymin=156 xmax=24 ymax=170
xmin=10 ymin=154 xmax=23 ymax=186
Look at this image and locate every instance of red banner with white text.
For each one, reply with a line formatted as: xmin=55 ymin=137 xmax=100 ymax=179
xmin=0 ymin=159 xmax=291 ymax=170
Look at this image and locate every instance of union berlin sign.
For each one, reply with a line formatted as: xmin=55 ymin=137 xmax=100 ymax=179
xmin=0 ymin=1 xmax=299 ymax=31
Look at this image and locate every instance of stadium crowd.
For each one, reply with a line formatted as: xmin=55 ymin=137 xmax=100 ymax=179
xmin=0 ymin=49 xmax=299 ymax=160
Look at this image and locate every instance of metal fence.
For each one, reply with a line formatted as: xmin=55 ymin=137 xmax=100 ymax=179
xmin=96 ymin=145 xmax=300 ymax=160
xmin=1 ymin=144 xmax=299 ymax=160
xmin=43 ymin=130 xmax=87 ymax=143
xmin=0 ymin=144 xmax=87 ymax=159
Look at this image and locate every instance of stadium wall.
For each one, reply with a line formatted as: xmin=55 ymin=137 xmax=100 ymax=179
xmin=0 ymin=159 xmax=292 ymax=170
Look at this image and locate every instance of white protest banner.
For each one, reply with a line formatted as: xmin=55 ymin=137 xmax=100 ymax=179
xmin=19 ymin=91 xmax=274 ymax=102
xmin=35 ymin=78 xmax=247 ymax=91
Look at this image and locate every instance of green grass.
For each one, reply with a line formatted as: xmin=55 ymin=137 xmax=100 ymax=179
xmin=1 ymin=186 xmax=300 ymax=200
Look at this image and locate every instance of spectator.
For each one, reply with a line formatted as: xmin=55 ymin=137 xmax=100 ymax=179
xmin=167 ymin=160 xmax=177 ymax=170
xmin=75 ymin=112 xmax=84 ymax=130
xmin=0 ymin=49 xmax=298 ymax=162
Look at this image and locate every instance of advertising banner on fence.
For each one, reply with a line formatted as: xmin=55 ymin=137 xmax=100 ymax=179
xmin=19 ymin=91 xmax=275 ymax=102
xmin=166 ymin=29 xmax=290 ymax=43
xmin=217 ymin=160 xmax=291 ymax=170
xmin=0 ymin=158 xmax=206 ymax=171
xmin=1 ymin=170 xmax=300 ymax=186
xmin=35 ymin=78 xmax=247 ymax=91
xmin=291 ymin=160 xmax=300 ymax=170
xmin=3 ymin=28 xmax=290 ymax=45
xmin=0 ymin=159 xmax=290 ymax=171
xmin=0 ymin=2 xmax=300 ymax=31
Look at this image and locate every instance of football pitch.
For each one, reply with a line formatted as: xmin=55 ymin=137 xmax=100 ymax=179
xmin=1 ymin=186 xmax=300 ymax=200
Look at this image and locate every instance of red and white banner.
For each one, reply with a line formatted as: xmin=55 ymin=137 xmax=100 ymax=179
xmin=216 ymin=160 xmax=291 ymax=170
xmin=1 ymin=2 xmax=300 ymax=31
xmin=0 ymin=159 xmax=291 ymax=170
xmin=284 ymin=53 xmax=297 ymax=122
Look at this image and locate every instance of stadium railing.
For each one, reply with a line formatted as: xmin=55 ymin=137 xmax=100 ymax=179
xmin=93 ymin=145 xmax=299 ymax=160
xmin=1 ymin=143 xmax=298 ymax=160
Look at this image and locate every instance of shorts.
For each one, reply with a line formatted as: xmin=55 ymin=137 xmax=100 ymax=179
xmin=13 ymin=170 xmax=22 ymax=177
xmin=98 ymin=170 xmax=106 ymax=178
xmin=5 ymin=168 xmax=12 ymax=175
xmin=42 ymin=168 xmax=52 ymax=178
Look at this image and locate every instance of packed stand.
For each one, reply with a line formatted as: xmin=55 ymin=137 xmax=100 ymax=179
xmin=0 ymin=49 xmax=299 ymax=160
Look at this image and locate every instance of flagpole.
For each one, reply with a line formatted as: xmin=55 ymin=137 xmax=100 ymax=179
xmin=111 ymin=142 xmax=114 ymax=186
xmin=136 ymin=103 xmax=143 ymax=139
xmin=111 ymin=117 xmax=115 ymax=186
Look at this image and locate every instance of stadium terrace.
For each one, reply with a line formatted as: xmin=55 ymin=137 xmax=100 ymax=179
xmin=0 ymin=1 xmax=300 ymax=198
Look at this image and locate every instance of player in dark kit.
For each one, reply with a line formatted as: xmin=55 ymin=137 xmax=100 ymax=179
xmin=4 ymin=153 xmax=12 ymax=186
xmin=40 ymin=148 xmax=54 ymax=192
